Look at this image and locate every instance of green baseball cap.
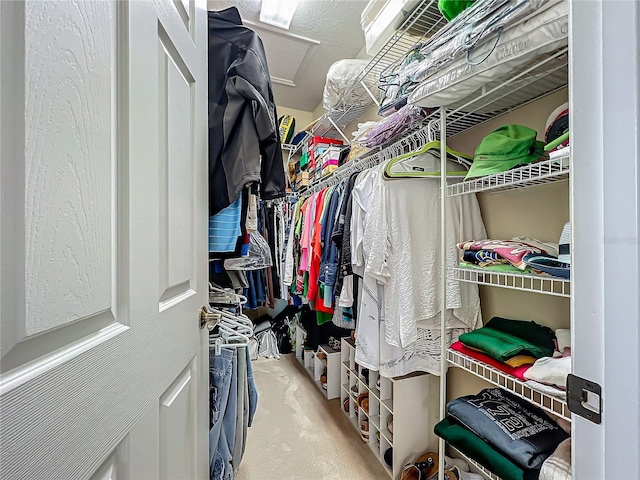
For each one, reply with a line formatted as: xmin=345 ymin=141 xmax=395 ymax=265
xmin=465 ymin=124 xmax=546 ymax=180
xmin=438 ymin=0 xmax=476 ymax=21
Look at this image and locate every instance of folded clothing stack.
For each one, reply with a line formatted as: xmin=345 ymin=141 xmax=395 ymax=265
xmin=457 ymin=238 xmax=558 ymax=274
xmin=457 ymin=232 xmax=570 ymax=279
xmin=456 ymin=319 xmax=571 ymax=398
xmin=435 ymin=388 xmax=570 ymax=480
xmin=459 ymin=317 xmax=555 ymax=364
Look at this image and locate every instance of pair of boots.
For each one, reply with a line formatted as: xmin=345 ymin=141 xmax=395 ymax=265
xmin=401 ymin=453 xmax=482 ymax=480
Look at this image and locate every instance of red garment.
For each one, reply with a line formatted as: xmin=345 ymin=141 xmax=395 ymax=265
xmin=450 ymin=341 xmax=530 ymax=381
xmin=307 ymin=189 xmax=327 ymax=303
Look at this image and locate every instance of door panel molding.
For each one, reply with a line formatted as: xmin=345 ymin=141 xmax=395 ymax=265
xmin=0 ymin=0 xmax=209 ymax=477
xmin=159 ymin=357 xmax=198 ymax=480
xmin=1 ymin=0 xmax=131 ymax=379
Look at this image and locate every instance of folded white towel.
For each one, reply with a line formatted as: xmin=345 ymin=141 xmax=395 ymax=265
xmin=524 ymin=356 xmax=571 ymax=389
xmin=525 ymin=380 xmax=567 ymax=399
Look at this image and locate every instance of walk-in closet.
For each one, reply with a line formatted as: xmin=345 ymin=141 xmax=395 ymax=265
xmin=5 ymin=0 xmax=638 ymax=479
xmin=205 ymin=1 xmax=639 ymax=479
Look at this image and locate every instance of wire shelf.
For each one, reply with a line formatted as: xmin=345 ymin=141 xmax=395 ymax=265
xmin=447 ymin=349 xmax=570 ymax=421
xmin=448 ymin=446 xmax=503 ymax=480
xmin=312 ymin=0 xmax=445 ymax=141
xmin=447 ymin=155 xmax=570 ymax=196
xmin=448 ymin=266 xmax=570 ymax=297
xmin=299 ymin=31 xmax=568 ymax=199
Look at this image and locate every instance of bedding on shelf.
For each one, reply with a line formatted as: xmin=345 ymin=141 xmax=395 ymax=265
xmin=322 ymin=59 xmax=372 ymax=112
xmin=409 ymin=0 xmax=568 ymax=110
xmin=376 ymin=0 xmax=567 ymax=114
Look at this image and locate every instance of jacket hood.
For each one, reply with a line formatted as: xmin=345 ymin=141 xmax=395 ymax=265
xmin=208 ymin=7 xmax=243 ymax=26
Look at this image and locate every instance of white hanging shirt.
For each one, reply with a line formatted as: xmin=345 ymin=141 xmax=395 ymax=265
xmin=351 ymin=166 xmax=386 ymax=370
xmin=365 ymin=173 xmax=487 ymax=349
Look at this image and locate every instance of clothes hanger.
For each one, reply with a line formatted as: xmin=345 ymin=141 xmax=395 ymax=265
xmin=209 ymin=283 xmax=247 ymax=310
xmin=210 ymin=306 xmax=254 ymax=331
xmin=209 ymin=335 xmax=249 ymax=355
xmin=383 ymin=140 xmax=472 ymax=179
xmin=209 ymin=318 xmax=251 ymax=355
xmin=217 ymin=312 xmax=254 ymax=337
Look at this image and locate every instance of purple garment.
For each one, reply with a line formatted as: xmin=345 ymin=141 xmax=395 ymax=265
xmin=361 ymin=105 xmax=434 ymax=148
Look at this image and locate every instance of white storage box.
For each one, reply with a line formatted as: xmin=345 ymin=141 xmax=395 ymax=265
xmin=361 ymin=0 xmax=419 ymax=56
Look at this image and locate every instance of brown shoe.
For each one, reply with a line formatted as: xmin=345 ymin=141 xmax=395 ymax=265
xmin=401 ymin=452 xmax=439 ymax=480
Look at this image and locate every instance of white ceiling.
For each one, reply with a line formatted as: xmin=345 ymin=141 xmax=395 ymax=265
xmin=208 ymin=0 xmax=369 ymax=112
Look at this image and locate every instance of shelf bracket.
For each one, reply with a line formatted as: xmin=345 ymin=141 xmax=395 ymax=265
xmin=327 ymin=115 xmax=350 ymax=144
xmin=360 ymin=80 xmax=380 ymax=108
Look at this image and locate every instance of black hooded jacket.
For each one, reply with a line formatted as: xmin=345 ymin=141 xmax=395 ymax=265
xmin=208 ymin=8 xmax=285 ymax=215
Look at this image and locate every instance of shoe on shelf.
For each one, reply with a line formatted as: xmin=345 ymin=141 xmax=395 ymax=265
xmin=343 ymin=398 xmax=350 ymax=413
xmin=360 ymin=419 xmax=369 ymax=442
xmin=444 ymin=457 xmax=469 ymax=472
xmin=376 ymin=378 xmax=381 ymax=390
xmin=444 ymin=466 xmax=483 ymax=480
xmin=356 ymin=393 xmax=369 ymax=413
xmin=384 ymin=447 xmax=393 ymax=467
xmin=387 ymin=416 xmax=393 ymax=434
xmin=401 ymin=452 xmax=438 ymax=480
xmin=316 ymin=351 xmax=327 ymax=360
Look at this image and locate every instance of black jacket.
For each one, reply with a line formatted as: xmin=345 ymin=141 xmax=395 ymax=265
xmin=208 ymin=8 xmax=285 ymax=215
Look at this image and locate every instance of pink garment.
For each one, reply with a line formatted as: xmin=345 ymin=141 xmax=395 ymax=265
xmin=299 ymin=194 xmax=317 ymax=272
xmin=450 ymin=341 xmax=530 ymax=381
xmin=457 ymin=239 xmax=554 ymax=270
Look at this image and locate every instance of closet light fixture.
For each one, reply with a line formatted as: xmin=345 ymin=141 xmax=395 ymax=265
xmin=260 ymin=0 xmax=299 ymax=30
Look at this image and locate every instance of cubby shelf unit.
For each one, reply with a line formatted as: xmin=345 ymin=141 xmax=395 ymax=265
xmin=294 ymin=324 xmax=341 ymax=400
xmin=340 ymin=338 xmax=440 ymax=480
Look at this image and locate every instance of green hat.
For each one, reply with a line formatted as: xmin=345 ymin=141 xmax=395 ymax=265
xmin=465 ymin=124 xmax=546 ymax=180
xmin=438 ymin=0 xmax=476 ymax=21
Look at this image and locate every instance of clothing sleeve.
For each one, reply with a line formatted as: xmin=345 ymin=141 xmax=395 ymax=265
xmin=350 ymin=193 xmax=364 ymax=276
xmin=283 ymin=204 xmax=298 ymax=286
xmin=229 ymin=47 xmax=285 ymax=200
xmin=364 ymin=179 xmax=390 ymax=284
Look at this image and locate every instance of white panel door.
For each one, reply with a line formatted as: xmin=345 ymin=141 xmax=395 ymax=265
xmin=0 ymin=0 xmax=210 ymax=478
xmin=570 ymin=1 xmax=640 ymax=479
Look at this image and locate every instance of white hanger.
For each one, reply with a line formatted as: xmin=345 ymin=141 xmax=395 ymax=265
xmin=209 ymin=322 xmax=250 ymax=355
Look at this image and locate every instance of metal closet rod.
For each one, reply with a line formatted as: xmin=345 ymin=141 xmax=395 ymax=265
xmin=298 ymin=118 xmax=444 ymax=196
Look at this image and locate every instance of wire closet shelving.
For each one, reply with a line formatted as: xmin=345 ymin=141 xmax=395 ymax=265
xmin=283 ymin=3 xmax=572 ymax=479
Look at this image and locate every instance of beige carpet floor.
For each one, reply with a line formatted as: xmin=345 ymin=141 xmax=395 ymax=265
xmin=236 ymin=354 xmax=389 ymax=480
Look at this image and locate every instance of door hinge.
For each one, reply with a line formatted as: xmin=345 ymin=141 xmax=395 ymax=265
xmin=566 ymin=374 xmax=602 ymax=424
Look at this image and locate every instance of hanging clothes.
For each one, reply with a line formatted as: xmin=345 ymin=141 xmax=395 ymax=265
xmin=351 ymin=166 xmax=386 ymax=371
xmin=209 ymin=346 xmax=258 ymax=480
xmin=365 ymin=166 xmax=486 ymax=350
xmin=351 ymin=158 xmax=486 ymax=376
xmin=207 ymin=7 xmax=285 ymax=216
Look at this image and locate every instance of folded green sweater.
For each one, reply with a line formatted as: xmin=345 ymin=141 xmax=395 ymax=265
xmin=485 ymin=317 xmax=556 ymax=354
xmin=434 ymin=417 xmax=539 ymax=480
xmin=459 ymin=327 xmax=552 ymax=362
